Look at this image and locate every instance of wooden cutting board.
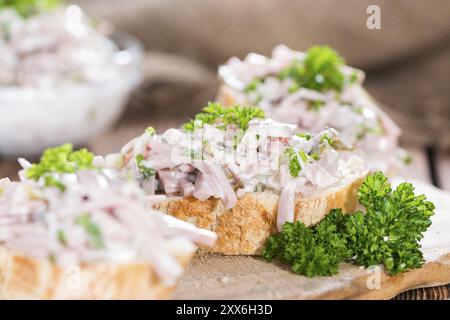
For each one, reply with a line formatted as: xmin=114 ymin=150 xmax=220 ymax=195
xmin=173 ymin=180 xmax=450 ymax=299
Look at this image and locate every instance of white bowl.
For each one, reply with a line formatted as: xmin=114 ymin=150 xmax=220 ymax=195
xmin=0 ymin=32 xmax=143 ymax=158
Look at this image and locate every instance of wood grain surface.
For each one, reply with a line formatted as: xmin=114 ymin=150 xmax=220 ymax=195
xmin=172 ymin=253 xmax=450 ymax=300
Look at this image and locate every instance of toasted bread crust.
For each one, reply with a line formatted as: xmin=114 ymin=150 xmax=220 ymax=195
xmin=156 ymin=175 xmax=365 ymax=255
xmin=0 ymin=247 xmax=193 ymax=300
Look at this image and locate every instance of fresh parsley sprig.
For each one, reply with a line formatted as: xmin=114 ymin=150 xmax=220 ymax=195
xmin=284 ymin=147 xmax=302 ymax=177
xmin=263 ymin=172 xmax=435 ymax=277
xmin=183 ymin=102 xmax=265 ymax=132
xmin=279 ymin=45 xmax=345 ymax=93
xmin=347 ymin=172 xmax=434 ymax=275
xmin=26 ymin=143 xmax=94 ymax=191
xmin=135 ymin=154 xmax=155 ymax=180
xmin=284 ymin=146 xmax=320 ymax=177
xmin=264 ymin=209 xmax=351 ymax=277
xmin=0 ymin=0 xmax=62 ymax=18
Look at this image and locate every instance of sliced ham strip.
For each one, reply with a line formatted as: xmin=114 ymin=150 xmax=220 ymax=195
xmin=277 ymin=178 xmax=307 ymax=231
xmin=192 ymin=172 xmax=214 ymax=201
xmin=179 ymin=179 xmax=195 ymax=197
xmin=192 ymin=162 xmax=237 ymax=209
xmin=157 ymin=169 xmax=188 ymax=196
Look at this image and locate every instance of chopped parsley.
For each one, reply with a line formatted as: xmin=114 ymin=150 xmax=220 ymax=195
xmin=278 ymin=45 xmax=345 ymax=93
xmin=298 ymin=150 xmax=309 ymax=162
xmin=308 ymin=100 xmax=325 ymax=112
xmin=0 ymin=0 xmax=62 ymax=18
xmin=296 ymin=132 xmax=312 ymax=140
xmin=145 ymin=126 xmax=156 ymax=135
xmin=401 ymin=152 xmax=412 ymax=165
xmin=232 ymin=129 xmax=245 ymax=149
xmin=135 ymin=154 xmax=155 ymax=180
xmin=349 ymin=71 xmax=359 ymax=84
xmin=48 ymin=254 xmax=57 ymax=264
xmin=320 ymin=133 xmax=334 ymax=146
xmin=310 ymin=152 xmax=320 ymax=161
xmin=284 ymin=147 xmax=302 ymax=177
xmin=263 ymin=172 xmax=435 ymax=277
xmin=356 ymin=123 xmax=385 ymax=140
xmin=75 ymin=213 xmax=105 ymax=249
xmin=244 ymin=78 xmax=263 ymax=93
xmin=26 ymin=143 xmax=94 ymax=191
xmin=284 ymin=147 xmax=318 ymax=177
xmin=183 ymin=102 xmax=265 ymax=132
xmin=57 ymin=229 xmax=67 ymax=245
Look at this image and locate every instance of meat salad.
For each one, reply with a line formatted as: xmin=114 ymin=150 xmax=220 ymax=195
xmin=0 ymin=155 xmax=216 ymax=285
xmin=218 ymin=45 xmax=408 ymax=173
xmin=96 ymin=103 xmax=367 ymax=230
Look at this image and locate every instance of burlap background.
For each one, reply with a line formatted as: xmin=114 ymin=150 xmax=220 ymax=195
xmin=74 ymin=0 xmax=450 ymax=151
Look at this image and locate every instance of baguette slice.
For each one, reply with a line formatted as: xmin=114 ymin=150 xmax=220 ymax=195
xmin=155 ymin=174 xmax=365 ymax=255
xmin=0 ymin=247 xmax=193 ymax=300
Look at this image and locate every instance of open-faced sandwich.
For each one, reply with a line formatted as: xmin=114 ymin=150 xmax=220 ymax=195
xmin=0 ymin=145 xmax=216 ymax=299
xmin=217 ymin=45 xmax=408 ymax=173
xmin=97 ymin=103 xmax=368 ymax=255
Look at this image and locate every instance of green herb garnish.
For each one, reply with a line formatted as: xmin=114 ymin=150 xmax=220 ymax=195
xmin=402 ymin=152 xmax=412 ymax=165
xmin=264 ymin=209 xmax=351 ymax=277
xmin=48 ymin=253 xmax=57 ymax=264
xmin=145 ymin=126 xmax=156 ymax=135
xmin=349 ymin=71 xmax=359 ymax=84
xmin=0 ymin=0 xmax=62 ymax=18
xmin=296 ymin=133 xmax=312 ymax=140
xmin=308 ymin=100 xmax=325 ymax=112
xmin=279 ymin=45 xmax=345 ymax=93
xmin=75 ymin=213 xmax=105 ymax=249
xmin=263 ymin=172 xmax=435 ymax=277
xmin=284 ymin=146 xmax=320 ymax=177
xmin=356 ymin=123 xmax=385 ymax=140
xmin=244 ymin=78 xmax=263 ymax=93
xmin=57 ymin=229 xmax=67 ymax=245
xmin=183 ymin=102 xmax=265 ymax=132
xmin=284 ymin=147 xmax=302 ymax=177
xmin=135 ymin=154 xmax=155 ymax=180
xmin=320 ymin=133 xmax=334 ymax=146
xmin=26 ymin=143 xmax=94 ymax=191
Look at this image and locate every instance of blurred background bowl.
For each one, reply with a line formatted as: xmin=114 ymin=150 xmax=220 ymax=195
xmin=0 ymin=31 xmax=143 ymax=158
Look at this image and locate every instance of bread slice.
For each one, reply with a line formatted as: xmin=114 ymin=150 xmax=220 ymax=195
xmin=0 ymin=247 xmax=193 ymax=300
xmin=155 ymin=174 xmax=366 ymax=255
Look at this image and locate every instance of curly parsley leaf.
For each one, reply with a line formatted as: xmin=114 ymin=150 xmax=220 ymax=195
xmin=263 ymin=209 xmax=351 ymax=277
xmin=244 ymin=78 xmax=263 ymax=93
xmin=183 ymin=102 xmax=265 ymax=132
xmin=0 ymin=0 xmax=62 ymax=18
xmin=145 ymin=126 xmax=156 ymax=135
xmin=284 ymin=147 xmax=302 ymax=177
xmin=279 ymin=45 xmax=345 ymax=93
xmin=26 ymin=143 xmax=94 ymax=190
xmin=296 ymin=132 xmax=312 ymax=140
xmin=75 ymin=213 xmax=105 ymax=249
xmin=284 ymin=147 xmax=317 ymax=177
xmin=135 ymin=154 xmax=155 ymax=180
xmin=347 ymin=173 xmax=435 ymax=275
xmin=263 ymin=172 xmax=435 ymax=277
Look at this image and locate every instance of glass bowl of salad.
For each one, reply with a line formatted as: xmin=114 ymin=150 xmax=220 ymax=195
xmin=0 ymin=3 xmax=143 ymax=157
